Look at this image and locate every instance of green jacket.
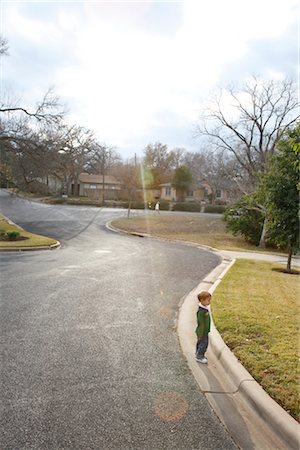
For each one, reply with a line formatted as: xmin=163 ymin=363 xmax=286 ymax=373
xmin=195 ymin=306 xmax=211 ymax=338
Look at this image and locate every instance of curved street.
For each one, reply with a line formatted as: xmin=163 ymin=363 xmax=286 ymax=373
xmin=0 ymin=191 xmax=237 ymax=449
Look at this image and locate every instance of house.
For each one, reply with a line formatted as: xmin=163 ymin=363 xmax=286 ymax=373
xmin=186 ymin=182 xmax=230 ymax=204
xmin=159 ymin=182 xmax=230 ymax=204
xmin=159 ymin=183 xmax=177 ymax=201
xmin=76 ymin=173 xmax=123 ymax=200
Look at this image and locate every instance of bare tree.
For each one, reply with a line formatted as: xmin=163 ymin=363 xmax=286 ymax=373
xmin=170 ymin=147 xmax=187 ymax=168
xmin=0 ymin=35 xmax=9 ymax=56
xmin=0 ymin=37 xmax=65 ymax=129
xmin=87 ymin=143 xmax=121 ymax=204
xmin=3 ymin=126 xmax=52 ymax=192
xmin=120 ymin=162 xmax=140 ymax=217
xmin=183 ymin=151 xmax=206 ymax=182
xmin=184 ymin=150 xmax=240 ymax=203
xmin=88 ymin=144 xmax=121 ymax=176
xmin=0 ymin=87 xmax=66 ymax=126
xmin=52 ymin=125 xmax=96 ymax=195
xmin=195 ymin=77 xmax=299 ymax=184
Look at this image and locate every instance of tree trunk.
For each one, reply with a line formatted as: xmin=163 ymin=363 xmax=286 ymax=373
xmin=181 ymin=188 xmax=186 ymax=202
xmin=127 ymin=199 xmax=131 ymax=218
xmin=287 ymin=247 xmax=292 ymax=272
xmin=259 ymin=217 xmax=268 ymax=248
xmin=102 ymin=174 xmax=105 ymax=205
xmin=211 ymin=188 xmax=216 ymax=205
xmin=73 ymin=175 xmax=79 ymax=196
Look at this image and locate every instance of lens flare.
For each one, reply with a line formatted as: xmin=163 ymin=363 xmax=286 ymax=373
xmin=154 ymin=392 xmax=188 ymax=422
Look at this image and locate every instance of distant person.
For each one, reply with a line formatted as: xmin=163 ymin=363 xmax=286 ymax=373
xmin=155 ymin=201 xmax=160 ymax=213
xmin=195 ymin=291 xmax=212 ymax=364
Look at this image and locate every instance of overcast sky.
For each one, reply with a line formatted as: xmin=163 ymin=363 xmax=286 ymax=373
xmin=1 ymin=0 xmax=298 ymax=159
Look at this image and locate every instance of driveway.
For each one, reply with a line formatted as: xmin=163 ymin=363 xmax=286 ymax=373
xmin=0 ymin=191 xmax=237 ymax=449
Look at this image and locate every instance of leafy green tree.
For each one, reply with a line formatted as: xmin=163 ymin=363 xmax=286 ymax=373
xmin=172 ymin=165 xmax=192 ymax=201
xmin=262 ymin=124 xmax=299 ymax=271
xmin=223 ymin=193 xmax=265 ymax=245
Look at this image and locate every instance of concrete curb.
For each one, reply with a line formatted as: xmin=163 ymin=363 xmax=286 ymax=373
xmin=0 ymin=241 xmax=61 ymax=252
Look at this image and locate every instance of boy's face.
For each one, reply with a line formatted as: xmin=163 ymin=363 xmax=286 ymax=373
xmin=201 ymin=297 xmax=211 ymax=307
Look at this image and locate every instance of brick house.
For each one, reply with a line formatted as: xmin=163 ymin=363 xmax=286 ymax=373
xmin=159 ymin=182 xmax=230 ymax=204
xmin=75 ymin=173 xmax=123 ymax=200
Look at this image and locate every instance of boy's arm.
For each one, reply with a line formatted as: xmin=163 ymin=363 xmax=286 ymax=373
xmin=196 ymin=310 xmax=205 ymax=338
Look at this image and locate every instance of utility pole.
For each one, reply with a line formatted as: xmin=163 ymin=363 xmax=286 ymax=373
xmin=102 ymin=151 xmax=105 ymax=206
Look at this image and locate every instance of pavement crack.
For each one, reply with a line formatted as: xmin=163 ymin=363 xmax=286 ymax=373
xmin=200 ymin=378 xmax=255 ymax=395
xmin=64 ymin=207 xmax=104 ymax=241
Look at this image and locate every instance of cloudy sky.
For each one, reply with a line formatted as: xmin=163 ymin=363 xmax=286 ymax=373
xmin=1 ymin=0 xmax=298 ymax=159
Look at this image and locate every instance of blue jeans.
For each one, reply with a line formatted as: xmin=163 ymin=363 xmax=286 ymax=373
xmin=196 ymin=335 xmax=209 ymax=358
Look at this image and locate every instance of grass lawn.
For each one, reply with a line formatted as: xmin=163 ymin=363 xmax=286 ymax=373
xmin=212 ymin=259 xmax=300 ymax=421
xmin=111 ymin=214 xmax=288 ymax=254
xmin=0 ymin=215 xmax=58 ymax=248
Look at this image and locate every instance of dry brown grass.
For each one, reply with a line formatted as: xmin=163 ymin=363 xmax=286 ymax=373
xmin=112 ymin=214 xmax=285 ymax=253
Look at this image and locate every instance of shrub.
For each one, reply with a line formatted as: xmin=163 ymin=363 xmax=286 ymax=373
xmin=6 ymin=231 xmax=20 ymax=240
xmin=223 ymin=198 xmax=264 ymax=245
xmin=105 ymin=200 xmax=128 ymax=208
xmin=172 ymin=202 xmax=200 ymax=212
xmin=124 ymin=201 xmax=147 ymax=209
xmin=0 ymin=228 xmax=6 ymax=237
xmin=203 ymin=204 xmax=227 ymax=213
xmin=44 ymin=198 xmax=64 ymax=204
xmin=158 ymin=201 xmax=170 ymax=211
xmin=215 ymin=199 xmax=227 ymax=206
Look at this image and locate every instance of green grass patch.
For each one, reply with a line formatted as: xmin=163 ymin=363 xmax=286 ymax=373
xmin=111 ymin=214 xmax=288 ymax=254
xmin=0 ymin=215 xmax=57 ymax=248
xmin=212 ymin=259 xmax=300 ymax=421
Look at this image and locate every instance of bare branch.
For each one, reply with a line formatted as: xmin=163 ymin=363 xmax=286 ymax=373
xmin=195 ymin=77 xmax=299 ymax=181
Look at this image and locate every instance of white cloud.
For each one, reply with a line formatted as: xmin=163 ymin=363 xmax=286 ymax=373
xmin=6 ymin=4 xmax=60 ymax=44
xmin=2 ymin=0 xmax=298 ymax=157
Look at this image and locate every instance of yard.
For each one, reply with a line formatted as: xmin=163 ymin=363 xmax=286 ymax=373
xmin=111 ymin=214 xmax=288 ymax=253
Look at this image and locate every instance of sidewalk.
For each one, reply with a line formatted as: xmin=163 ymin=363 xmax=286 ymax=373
xmin=178 ymin=250 xmax=300 ymax=450
xmin=221 ymin=249 xmax=300 ymax=267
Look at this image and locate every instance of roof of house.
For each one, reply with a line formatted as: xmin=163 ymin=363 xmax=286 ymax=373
xmin=79 ymin=173 xmax=122 ymax=185
xmin=159 ymin=180 xmax=233 ymax=191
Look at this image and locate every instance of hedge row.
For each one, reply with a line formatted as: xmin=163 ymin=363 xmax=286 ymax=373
xmin=172 ymin=202 xmax=200 ymax=212
xmin=203 ymin=204 xmax=227 ymax=213
xmin=43 ymin=197 xmax=227 ymax=213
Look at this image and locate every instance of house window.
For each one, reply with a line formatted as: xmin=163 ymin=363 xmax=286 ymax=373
xmin=165 ymin=186 xmax=171 ymax=196
xmin=216 ymin=189 xmax=222 ymax=198
xmin=89 ymin=184 xmax=97 ymax=189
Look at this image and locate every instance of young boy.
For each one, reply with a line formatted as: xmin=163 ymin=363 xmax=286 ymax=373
xmin=195 ymin=291 xmax=212 ymax=364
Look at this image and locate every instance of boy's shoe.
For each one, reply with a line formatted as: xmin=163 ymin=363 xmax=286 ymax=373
xmin=196 ymin=356 xmax=208 ymax=364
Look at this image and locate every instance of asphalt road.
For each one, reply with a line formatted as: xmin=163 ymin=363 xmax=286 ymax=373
xmin=0 ymin=191 xmax=237 ymax=449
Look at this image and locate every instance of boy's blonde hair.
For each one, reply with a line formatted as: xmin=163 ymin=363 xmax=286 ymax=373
xmin=197 ymin=291 xmax=211 ymax=302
